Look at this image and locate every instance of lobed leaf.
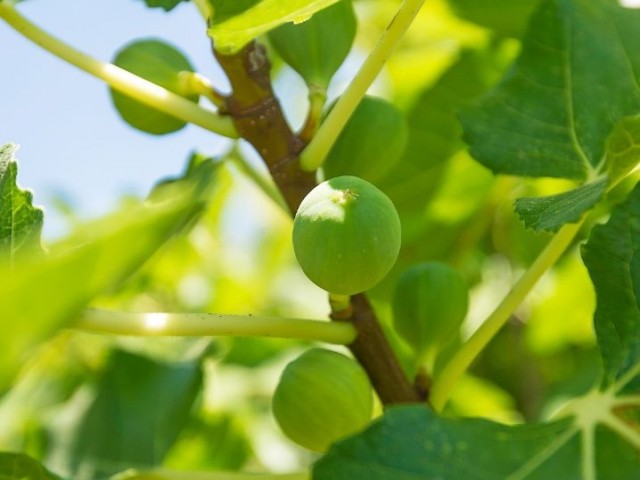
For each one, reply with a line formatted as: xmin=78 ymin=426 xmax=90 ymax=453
xmin=514 ymin=177 xmax=607 ymax=232
xmin=0 ymin=143 xmax=43 ymax=265
xmin=448 ymin=0 xmax=543 ymax=38
xmin=461 ymin=0 xmax=640 ymax=181
xmin=314 ymin=403 xmax=640 ymax=479
xmin=582 ymin=182 xmax=640 ymax=390
xmin=208 ymin=0 xmax=341 ymax=54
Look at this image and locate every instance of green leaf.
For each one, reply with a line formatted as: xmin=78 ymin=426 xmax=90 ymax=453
xmin=49 ymin=349 xmax=202 ymax=479
xmin=606 ymin=115 xmax=640 ymax=183
xmin=0 ymin=143 xmax=43 ymax=265
xmin=514 ymin=177 xmax=607 ymax=232
xmin=0 ymin=158 xmax=220 ymax=388
xmin=448 ymin=0 xmax=543 ymax=38
xmin=0 ymin=452 xmax=64 ymax=480
xmin=314 ymin=403 xmax=640 ymax=479
xmin=268 ymin=0 xmax=356 ymax=89
xmin=314 ymin=406 xmax=581 ymax=479
xmin=582 ymin=182 xmax=640 ymax=389
xmin=208 ymin=0 xmax=341 ymax=54
xmin=137 ymin=0 xmax=188 ymax=11
xmin=111 ymin=39 xmax=198 ymax=135
xmin=461 ymin=0 xmax=640 ymax=181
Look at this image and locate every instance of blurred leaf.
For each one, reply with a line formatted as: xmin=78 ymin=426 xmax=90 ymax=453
xmin=0 ymin=452 xmax=64 ymax=480
xmin=137 ymin=0 xmax=188 ymax=11
xmin=514 ymin=177 xmax=607 ymax=232
xmin=0 ymin=159 xmax=220 ymax=388
xmin=582 ymin=182 xmax=640 ymax=390
xmin=0 ymin=143 xmax=43 ymax=265
xmin=448 ymin=0 xmax=543 ymax=38
xmin=268 ymin=0 xmax=356 ymax=89
xmin=164 ymin=414 xmax=252 ymax=471
xmin=48 ymin=349 xmax=202 ymax=479
xmin=461 ymin=0 xmax=640 ymax=180
xmin=208 ymin=0 xmax=341 ymax=54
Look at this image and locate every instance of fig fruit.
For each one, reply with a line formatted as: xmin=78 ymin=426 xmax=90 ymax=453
xmin=292 ymin=175 xmax=401 ymax=295
xmin=323 ymin=96 xmax=408 ymax=183
xmin=268 ymin=0 xmax=356 ymax=89
xmin=392 ymin=262 xmax=469 ymax=361
xmin=272 ymin=348 xmax=373 ymax=452
xmin=111 ymin=39 xmax=198 ymax=135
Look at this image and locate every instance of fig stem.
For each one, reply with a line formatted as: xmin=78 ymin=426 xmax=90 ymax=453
xmin=299 ymin=86 xmax=327 ymax=143
xmin=299 ymin=0 xmax=426 ymax=171
xmin=0 ymin=3 xmax=238 ymax=138
xmin=430 ymin=219 xmax=585 ymax=412
xmin=75 ymin=309 xmax=357 ymax=344
xmin=179 ymin=71 xmax=227 ymax=109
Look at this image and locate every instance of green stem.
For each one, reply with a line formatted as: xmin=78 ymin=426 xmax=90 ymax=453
xmin=299 ymin=86 xmax=327 ymax=143
xmin=115 ymin=470 xmax=308 ymax=480
xmin=179 ymin=71 xmax=227 ymax=109
xmin=0 ymin=3 xmax=238 ymax=138
xmin=75 ymin=309 xmax=356 ymax=344
xmin=613 ymin=395 xmax=640 ymax=407
xmin=299 ymin=0 xmax=426 ymax=171
xmin=430 ymin=219 xmax=585 ymax=412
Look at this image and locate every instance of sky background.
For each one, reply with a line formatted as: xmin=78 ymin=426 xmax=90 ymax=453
xmin=0 ymin=0 xmax=278 ymax=238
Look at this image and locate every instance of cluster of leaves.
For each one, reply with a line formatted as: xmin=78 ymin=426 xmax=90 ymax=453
xmin=1 ymin=0 xmax=640 ymax=479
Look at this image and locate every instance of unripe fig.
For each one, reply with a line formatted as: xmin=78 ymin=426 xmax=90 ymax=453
xmin=111 ymin=39 xmax=198 ymax=135
xmin=392 ymin=262 xmax=469 ymax=360
xmin=292 ymin=175 xmax=401 ymax=295
xmin=323 ymin=96 xmax=408 ymax=183
xmin=272 ymin=348 xmax=373 ymax=452
xmin=268 ymin=0 xmax=356 ymax=89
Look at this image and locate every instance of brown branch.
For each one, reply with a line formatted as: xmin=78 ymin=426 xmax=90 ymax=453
xmin=213 ymin=41 xmax=420 ymax=405
xmin=213 ymin=42 xmax=316 ymax=214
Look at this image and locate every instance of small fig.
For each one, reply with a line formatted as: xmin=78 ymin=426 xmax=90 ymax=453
xmin=272 ymin=348 xmax=373 ymax=452
xmin=323 ymin=96 xmax=408 ymax=183
xmin=392 ymin=262 xmax=469 ymax=362
xmin=292 ymin=175 xmax=401 ymax=295
xmin=111 ymin=39 xmax=198 ymax=135
xmin=268 ymin=0 xmax=356 ymax=89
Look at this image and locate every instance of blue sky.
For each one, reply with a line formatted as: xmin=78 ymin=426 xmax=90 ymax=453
xmin=0 ymin=1 xmax=237 ymax=237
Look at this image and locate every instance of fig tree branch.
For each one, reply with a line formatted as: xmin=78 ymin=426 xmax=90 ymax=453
xmin=214 ymin=41 xmax=421 ymax=405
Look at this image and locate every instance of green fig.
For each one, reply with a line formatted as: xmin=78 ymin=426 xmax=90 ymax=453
xmin=268 ymin=0 xmax=356 ymax=89
xmin=292 ymin=175 xmax=401 ymax=295
xmin=111 ymin=39 xmax=198 ymax=135
xmin=392 ymin=262 xmax=469 ymax=362
xmin=323 ymin=96 xmax=408 ymax=183
xmin=272 ymin=348 xmax=373 ymax=452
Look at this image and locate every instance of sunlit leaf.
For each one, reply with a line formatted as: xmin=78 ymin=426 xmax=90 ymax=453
xmin=208 ymin=0 xmax=341 ymax=54
xmin=0 ymin=158 xmax=220 ymax=388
